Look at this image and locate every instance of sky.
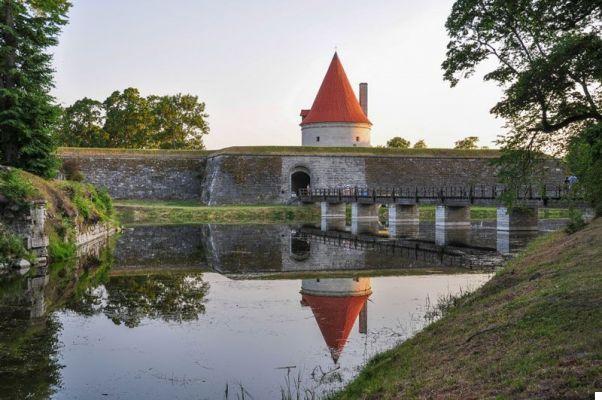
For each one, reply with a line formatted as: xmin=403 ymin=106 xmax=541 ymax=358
xmin=52 ymin=0 xmax=506 ymax=150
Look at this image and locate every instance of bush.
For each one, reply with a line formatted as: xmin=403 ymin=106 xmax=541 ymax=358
xmin=0 ymin=168 xmax=40 ymax=208
xmin=61 ymin=159 xmax=85 ymax=182
xmin=57 ymin=181 xmax=115 ymax=225
xmin=0 ymin=227 xmax=34 ymax=264
xmin=566 ymin=123 xmax=602 ymax=216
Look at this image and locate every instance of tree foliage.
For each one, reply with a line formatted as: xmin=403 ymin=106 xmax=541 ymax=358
xmin=413 ymin=139 xmax=427 ymax=149
xmin=0 ymin=0 xmax=70 ymax=177
xmin=386 ymin=137 xmax=411 ymax=149
xmin=58 ymin=88 xmax=210 ymax=149
xmin=443 ymin=0 xmax=601 ymax=210
xmin=454 ymin=136 xmax=479 ymax=149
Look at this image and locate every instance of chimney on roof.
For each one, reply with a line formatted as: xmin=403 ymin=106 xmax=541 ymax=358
xmin=359 ymin=83 xmax=368 ymax=116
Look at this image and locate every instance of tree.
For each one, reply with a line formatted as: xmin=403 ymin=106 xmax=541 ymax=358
xmin=102 ymin=88 xmax=154 ymax=148
xmin=413 ymin=139 xmax=427 ymax=149
xmin=0 ymin=0 xmax=70 ymax=177
xmin=454 ymin=136 xmax=479 ymax=149
xmin=148 ymin=94 xmax=209 ymax=149
xmin=387 ymin=137 xmax=411 ymax=149
xmin=443 ymin=0 xmax=601 ymax=210
xmin=57 ymin=89 xmax=210 ymax=149
xmin=58 ymin=98 xmax=106 ymax=147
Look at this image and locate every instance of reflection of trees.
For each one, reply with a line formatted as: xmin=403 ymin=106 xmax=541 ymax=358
xmin=72 ymin=273 xmax=210 ymax=328
xmin=0 ymin=296 xmax=62 ymax=400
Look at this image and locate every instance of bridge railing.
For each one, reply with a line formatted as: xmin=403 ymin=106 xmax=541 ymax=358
xmin=298 ymin=184 xmax=575 ymax=204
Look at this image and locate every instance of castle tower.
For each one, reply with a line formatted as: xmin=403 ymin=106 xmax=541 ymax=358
xmin=300 ymin=277 xmax=371 ymax=363
xmin=300 ymin=53 xmax=372 ymax=147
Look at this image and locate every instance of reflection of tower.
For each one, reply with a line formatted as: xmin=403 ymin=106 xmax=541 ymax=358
xmin=300 ymin=277 xmax=371 ymax=363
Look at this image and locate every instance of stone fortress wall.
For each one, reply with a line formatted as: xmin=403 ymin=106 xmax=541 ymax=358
xmin=59 ymin=148 xmax=566 ymax=205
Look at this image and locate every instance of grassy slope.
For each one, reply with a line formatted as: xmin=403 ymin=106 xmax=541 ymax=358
xmin=114 ymin=201 xmax=320 ymax=224
xmin=333 ymin=219 xmax=602 ymax=399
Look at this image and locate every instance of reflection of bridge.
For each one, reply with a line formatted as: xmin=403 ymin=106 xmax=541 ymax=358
xmin=300 ymin=185 xmax=580 ymax=234
xmin=292 ymin=226 xmax=512 ymax=269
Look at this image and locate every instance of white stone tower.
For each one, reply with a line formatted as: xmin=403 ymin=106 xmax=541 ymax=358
xmin=300 ymin=53 xmax=372 ymax=147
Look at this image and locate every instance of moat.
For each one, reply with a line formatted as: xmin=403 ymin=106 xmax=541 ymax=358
xmin=0 ymin=220 xmax=567 ymax=399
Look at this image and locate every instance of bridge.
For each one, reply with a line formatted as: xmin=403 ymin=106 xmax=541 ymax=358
xmin=299 ymin=185 xmax=582 ymax=234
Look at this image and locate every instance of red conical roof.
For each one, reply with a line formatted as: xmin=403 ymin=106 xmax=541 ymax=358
xmin=302 ymin=293 xmax=369 ymax=363
xmin=300 ymin=53 xmax=371 ymax=126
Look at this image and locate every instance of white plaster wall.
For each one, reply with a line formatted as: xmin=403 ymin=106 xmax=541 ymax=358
xmin=301 ymin=123 xmax=371 ymax=147
xmin=300 ymin=277 xmax=372 ymax=297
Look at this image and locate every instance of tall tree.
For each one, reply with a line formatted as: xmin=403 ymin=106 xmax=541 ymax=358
xmin=0 ymin=0 xmax=70 ymax=177
xmin=58 ymin=98 xmax=106 ymax=147
xmin=443 ymin=0 xmax=601 ymax=207
xmin=102 ymin=88 xmax=154 ymax=148
xmin=148 ymin=94 xmax=209 ymax=149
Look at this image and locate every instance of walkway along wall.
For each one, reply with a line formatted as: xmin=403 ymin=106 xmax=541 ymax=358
xmin=59 ymin=149 xmax=566 ymax=205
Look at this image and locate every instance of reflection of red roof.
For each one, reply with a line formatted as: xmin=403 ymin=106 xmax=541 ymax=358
xmin=300 ymin=53 xmax=371 ymax=126
xmin=302 ymin=293 xmax=369 ymax=363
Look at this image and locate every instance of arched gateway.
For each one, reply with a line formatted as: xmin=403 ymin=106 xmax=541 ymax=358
xmin=291 ymin=169 xmax=310 ymax=195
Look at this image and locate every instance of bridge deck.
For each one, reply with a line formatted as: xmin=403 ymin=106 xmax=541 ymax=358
xmin=299 ymin=185 xmax=581 ymax=208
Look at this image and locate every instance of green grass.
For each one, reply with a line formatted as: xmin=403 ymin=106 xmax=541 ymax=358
xmin=331 ymin=218 xmax=602 ymax=399
xmin=212 ymin=146 xmax=501 ymax=158
xmin=114 ymin=200 xmax=570 ymax=225
xmin=57 ymin=146 xmax=501 ymax=158
xmin=114 ymin=201 xmax=320 ymax=224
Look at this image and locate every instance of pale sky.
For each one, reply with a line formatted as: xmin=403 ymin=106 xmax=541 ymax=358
xmin=52 ymin=0 xmax=505 ymax=150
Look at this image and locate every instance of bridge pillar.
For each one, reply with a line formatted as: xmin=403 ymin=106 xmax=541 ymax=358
xmin=496 ymin=207 xmax=538 ymax=232
xmin=435 ymin=226 xmax=470 ymax=246
xmin=351 ymin=203 xmax=380 ymax=235
xmin=435 ymin=205 xmax=471 ymax=228
xmin=496 ymin=230 xmax=538 ymax=255
xmin=320 ymin=202 xmax=346 ymax=231
xmin=388 ymin=204 xmax=419 ymax=238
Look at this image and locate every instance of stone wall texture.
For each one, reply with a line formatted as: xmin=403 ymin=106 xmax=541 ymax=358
xmin=62 ymin=153 xmax=206 ymax=200
xmin=60 ymin=151 xmax=566 ymax=205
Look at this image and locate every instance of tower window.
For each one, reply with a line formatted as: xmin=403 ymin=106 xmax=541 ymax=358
xmin=356 ymin=136 xmax=360 ymax=142
xmin=316 ymin=136 xmax=320 ymax=142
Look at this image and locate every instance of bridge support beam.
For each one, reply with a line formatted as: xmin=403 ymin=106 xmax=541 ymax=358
xmin=496 ymin=207 xmax=538 ymax=232
xmin=351 ymin=203 xmax=379 ymax=235
xmin=320 ymin=202 xmax=346 ymax=232
xmin=388 ymin=204 xmax=419 ymax=237
xmin=435 ymin=205 xmax=471 ymax=228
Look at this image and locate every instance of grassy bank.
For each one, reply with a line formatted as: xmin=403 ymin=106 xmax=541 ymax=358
xmin=115 ymin=201 xmax=320 ymax=224
xmin=114 ymin=200 xmax=569 ymax=225
xmin=0 ymin=167 xmax=117 ymax=262
xmin=332 ymin=219 xmax=602 ymax=399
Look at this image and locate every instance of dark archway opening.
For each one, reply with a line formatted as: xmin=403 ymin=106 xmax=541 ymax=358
xmin=291 ymin=171 xmax=310 ymax=195
xmin=290 ymin=232 xmax=311 ymax=261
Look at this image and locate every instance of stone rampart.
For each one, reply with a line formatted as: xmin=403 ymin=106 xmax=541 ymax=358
xmin=59 ymin=148 xmax=566 ymax=205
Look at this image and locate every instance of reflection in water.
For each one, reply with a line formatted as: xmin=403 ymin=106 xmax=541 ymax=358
xmin=301 ymin=278 xmax=371 ymax=363
xmin=0 ymin=220 xmax=566 ymax=399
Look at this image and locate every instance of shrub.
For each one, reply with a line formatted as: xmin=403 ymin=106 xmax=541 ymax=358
xmin=0 ymin=226 xmax=34 ymax=264
xmin=0 ymin=168 xmax=40 ymax=208
xmin=61 ymin=159 xmax=85 ymax=182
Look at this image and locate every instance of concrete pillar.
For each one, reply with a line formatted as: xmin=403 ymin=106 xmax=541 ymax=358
xmin=435 ymin=226 xmax=470 ymax=246
xmin=320 ymin=202 xmax=346 ymax=232
xmin=351 ymin=203 xmax=379 ymax=235
xmin=435 ymin=205 xmax=471 ymax=228
xmin=388 ymin=204 xmax=419 ymax=238
xmin=496 ymin=207 xmax=538 ymax=232
xmin=496 ymin=230 xmax=538 ymax=255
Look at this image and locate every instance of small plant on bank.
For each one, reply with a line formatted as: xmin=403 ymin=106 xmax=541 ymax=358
xmin=61 ymin=159 xmax=85 ymax=182
xmin=0 ymin=168 xmax=40 ymax=209
xmin=0 ymin=226 xmax=34 ymax=265
xmin=565 ymin=208 xmax=586 ymax=234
